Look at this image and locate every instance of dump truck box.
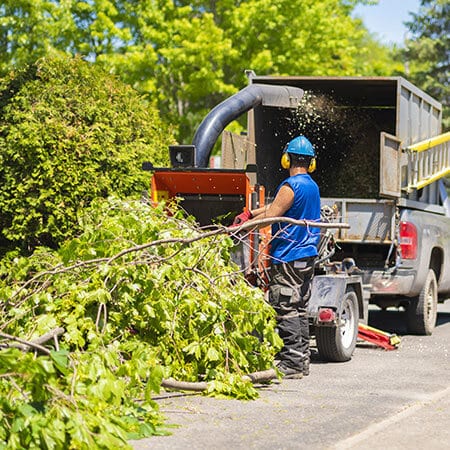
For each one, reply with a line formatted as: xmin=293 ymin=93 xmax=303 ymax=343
xmin=232 ymin=75 xmax=450 ymax=335
xmin=241 ymin=75 xmax=443 ymax=200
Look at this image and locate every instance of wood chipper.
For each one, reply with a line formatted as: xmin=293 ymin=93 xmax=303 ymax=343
xmin=149 ymin=159 xmax=270 ymax=284
xmin=146 ymin=74 xmax=369 ymax=363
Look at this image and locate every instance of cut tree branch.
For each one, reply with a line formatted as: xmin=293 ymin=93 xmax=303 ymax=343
xmin=0 ymin=327 xmax=64 ymax=355
xmin=10 ymin=216 xmax=348 ymax=301
xmin=161 ymin=368 xmax=278 ymax=392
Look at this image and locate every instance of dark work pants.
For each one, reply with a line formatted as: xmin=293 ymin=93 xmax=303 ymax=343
xmin=268 ymin=258 xmax=315 ymax=370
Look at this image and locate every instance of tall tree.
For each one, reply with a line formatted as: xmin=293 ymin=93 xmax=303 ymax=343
xmin=0 ymin=1 xmax=399 ymax=143
xmin=403 ymin=0 xmax=449 ymax=130
xmin=0 ymin=0 xmax=62 ymax=73
xmin=96 ymin=0 xmax=237 ymax=141
xmin=0 ymin=1 xmax=237 ymax=142
xmin=158 ymin=0 xmax=401 ymax=139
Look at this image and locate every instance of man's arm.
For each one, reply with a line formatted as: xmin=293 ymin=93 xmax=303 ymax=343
xmin=250 ymin=184 xmax=294 ymax=223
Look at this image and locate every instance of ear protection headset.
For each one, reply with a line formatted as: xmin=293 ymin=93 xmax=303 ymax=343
xmin=280 ymin=152 xmax=317 ymax=172
xmin=280 ymin=136 xmax=316 ymax=173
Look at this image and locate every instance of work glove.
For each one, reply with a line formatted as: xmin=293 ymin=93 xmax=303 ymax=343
xmin=232 ymin=210 xmax=252 ymax=227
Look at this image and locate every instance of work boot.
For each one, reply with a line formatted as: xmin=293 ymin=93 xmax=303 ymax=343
xmin=276 ymin=362 xmax=303 ymax=379
xmin=302 ymin=358 xmax=310 ymax=376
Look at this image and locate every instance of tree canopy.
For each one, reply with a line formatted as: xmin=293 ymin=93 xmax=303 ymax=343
xmin=0 ymin=56 xmax=173 ymax=253
xmin=0 ymin=0 xmax=401 ymax=142
xmin=403 ymin=0 xmax=449 ymax=130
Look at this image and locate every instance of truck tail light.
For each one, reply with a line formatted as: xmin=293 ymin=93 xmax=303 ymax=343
xmin=318 ymin=307 xmax=336 ymax=323
xmin=399 ymin=221 xmax=417 ymax=259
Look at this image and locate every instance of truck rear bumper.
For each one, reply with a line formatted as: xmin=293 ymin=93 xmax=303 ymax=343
xmin=363 ymin=268 xmax=416 ymax=297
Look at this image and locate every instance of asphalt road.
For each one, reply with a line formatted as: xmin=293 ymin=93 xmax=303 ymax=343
xmin=132 ymin=301 xmax=450 ymax=449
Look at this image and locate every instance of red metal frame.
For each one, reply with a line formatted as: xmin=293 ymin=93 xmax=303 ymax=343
xmin=151 ymin=170 xmax=249 ymax=202
xmin=151 ymin=169 xmax=271 ymax=286
xmin=357 ymin=324 xmax=400 ymax=350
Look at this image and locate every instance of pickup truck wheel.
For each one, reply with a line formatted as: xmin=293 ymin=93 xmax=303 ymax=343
xmin=407 ymin=269 xmax=438 ymax=335
xmin=316 ymin=290 xmax=359 ymax=362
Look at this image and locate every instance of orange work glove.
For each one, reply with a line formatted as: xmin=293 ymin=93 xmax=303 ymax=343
xmin=232 ymin=210 xmax=252 ymax=227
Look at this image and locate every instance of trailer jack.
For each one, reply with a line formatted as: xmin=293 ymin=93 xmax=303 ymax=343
xmin=357 ymin=324 xmax=401 ymax=350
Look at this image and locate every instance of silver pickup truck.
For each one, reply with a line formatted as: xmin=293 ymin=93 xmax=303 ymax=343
xmin=321 ymin=179 xmax=450 ymax=336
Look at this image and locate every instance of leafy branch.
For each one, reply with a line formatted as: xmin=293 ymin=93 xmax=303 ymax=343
xmin=0 ymin=327 xmax=64 ymax=354
xmin=9 ymin=215 xmax=348 ymax=304
xmin=0 ymin=198 xmax=291 ymax=447
xmin=0 ymin=197 xmax=350 ymax=447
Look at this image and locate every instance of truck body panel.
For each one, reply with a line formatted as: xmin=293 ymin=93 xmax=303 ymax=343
xmin=309 ymin=275 xmax=367 ymax=323
xmin=398 ymin=203 xmax=450 ymax=295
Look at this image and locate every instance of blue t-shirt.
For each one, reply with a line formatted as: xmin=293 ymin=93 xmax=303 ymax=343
xmin=270 ymin=173 xmax=321 ymax=263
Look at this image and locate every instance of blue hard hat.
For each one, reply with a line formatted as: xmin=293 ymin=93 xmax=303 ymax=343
xmin=284 ymin=136 xmax=315 ymax=157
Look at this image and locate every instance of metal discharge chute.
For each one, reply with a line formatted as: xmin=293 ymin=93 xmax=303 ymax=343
xmin=192 ymin=83 xmax=304 ymax=167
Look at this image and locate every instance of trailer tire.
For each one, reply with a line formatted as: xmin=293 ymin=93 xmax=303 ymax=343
xmin=316 ymin=290 xmax=359 ymax=362
xmin=407 ymin=269 xmax=438 ymax=335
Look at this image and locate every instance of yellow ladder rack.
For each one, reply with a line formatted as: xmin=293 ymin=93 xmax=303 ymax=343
xmin=405 ymin=132 xmax=450 ymax=192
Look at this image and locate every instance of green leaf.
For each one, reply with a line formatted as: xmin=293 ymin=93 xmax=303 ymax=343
xmin=146 ymin=366 xmax=164 ymax=398
xmin=50 ymin=350 xmax=70 ymax=376
xmin=206 ymin=346 xmax=220 ymax=362
xmin=183 ymin=342 xmax=201 ymax=359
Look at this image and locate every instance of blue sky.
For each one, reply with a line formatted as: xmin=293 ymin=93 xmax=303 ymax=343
xmin=353 ymin=0 xmax=422 ymax=45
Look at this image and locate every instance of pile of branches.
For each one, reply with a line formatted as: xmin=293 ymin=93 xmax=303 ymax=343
xmin=0 ymin=197 xmax=282 ymax=448
xmin=0 ymin=196 xmax=347 ymax=448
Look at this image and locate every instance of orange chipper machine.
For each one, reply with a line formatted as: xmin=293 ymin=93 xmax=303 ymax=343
xmin=147 ymin=80 xmax=306 ymax=283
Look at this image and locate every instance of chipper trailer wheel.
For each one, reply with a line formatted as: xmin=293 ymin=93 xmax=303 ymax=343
xmin=316 ymin=290 xmax=359 ymax=362
xmin=407 ymin=268 xmax=438 ymax=336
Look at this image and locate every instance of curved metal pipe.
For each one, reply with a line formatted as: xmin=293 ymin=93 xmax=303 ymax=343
xmin=192 ymin=83 xmax=304 ymax=167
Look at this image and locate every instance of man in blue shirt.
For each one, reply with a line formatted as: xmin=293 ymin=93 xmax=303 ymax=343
xmin=234 ymin=135 xmax=321 ymax=378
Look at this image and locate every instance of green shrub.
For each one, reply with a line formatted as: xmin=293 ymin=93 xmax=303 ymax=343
xmin=0 ymin=55 xmax=173 ymax=253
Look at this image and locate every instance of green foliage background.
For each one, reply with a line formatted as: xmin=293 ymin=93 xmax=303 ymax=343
xmin=402 ymin=0 xmax=449 ymax=130
xmin=0 ymin=0 xmax=404 ymax=143
xmin=0 ymin=56 xmax=173 ymax=253
xmin=0 ymin=197 xmax=281 ymax=448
